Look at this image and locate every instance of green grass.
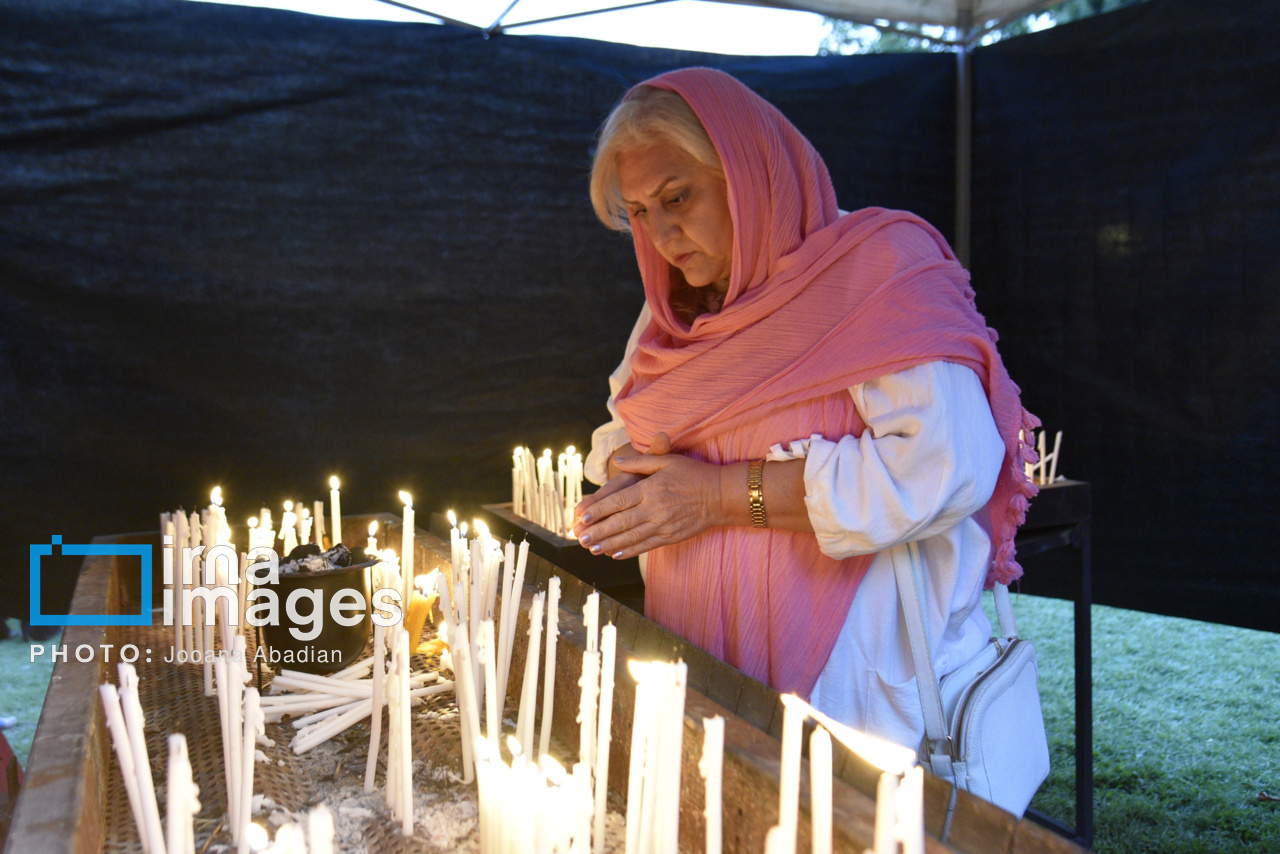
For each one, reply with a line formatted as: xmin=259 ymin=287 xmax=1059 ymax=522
xmin=2 ymin=607 xmax=1277 ymax=852
xmin=994 ymin=595 xmax=1280 ymax=853
xmin=1 ymin=619 xmax=60 ymax=767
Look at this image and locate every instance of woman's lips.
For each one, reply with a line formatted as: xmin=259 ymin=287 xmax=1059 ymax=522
xmin=673 ymin=252 xmax=693 ymax=266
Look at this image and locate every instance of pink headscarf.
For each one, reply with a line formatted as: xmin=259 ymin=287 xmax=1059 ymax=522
xmin=614 ymin=68 xmax=1039 ymax=698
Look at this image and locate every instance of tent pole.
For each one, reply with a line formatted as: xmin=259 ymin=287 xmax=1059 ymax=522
xmin=954 ymin=36 xmax=973 ymax=269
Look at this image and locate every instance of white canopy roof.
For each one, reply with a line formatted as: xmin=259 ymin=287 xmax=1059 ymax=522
xmin=393 ymin=0 xmax=1068 ymax=40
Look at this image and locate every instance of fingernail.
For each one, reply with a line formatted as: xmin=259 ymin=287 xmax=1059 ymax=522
xmin=590 ymin=544 xmax=603 ymax=555
xmin=612 ymin=551 xmax=625 ymax=559
xmin=582 ymin=512 xmax=594 ymax=524
xmin=612 ymin=456 xmax=630 ymax=464
xmin=579 ymin=533 xmax=592 ymax=546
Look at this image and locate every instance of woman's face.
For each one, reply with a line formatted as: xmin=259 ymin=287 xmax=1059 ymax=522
xmin=616 ymin=141 xmax=733 ymax=289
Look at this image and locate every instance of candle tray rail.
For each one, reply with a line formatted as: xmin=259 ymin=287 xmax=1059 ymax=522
xmin=7 ymin=513 xmax=1087 ymax=854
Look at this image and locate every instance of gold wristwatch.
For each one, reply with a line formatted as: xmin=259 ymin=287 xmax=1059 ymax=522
xmin=747 ymin=460 xmax=767 ymax=528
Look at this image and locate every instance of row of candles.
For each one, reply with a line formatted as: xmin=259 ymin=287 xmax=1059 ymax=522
xmin=512 ymin=446 xmax=583 ymax=537
xmin=100 ymin=660 xmax=335 ymax=854
xmin=146 ymin=480 xmax=925 ymax=852
xmin=1022 ymin=428 xmax=1065 ymax=485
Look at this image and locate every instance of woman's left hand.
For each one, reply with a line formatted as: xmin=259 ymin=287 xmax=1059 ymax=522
xmin=572 ymin=434 xmax=725 ymax=560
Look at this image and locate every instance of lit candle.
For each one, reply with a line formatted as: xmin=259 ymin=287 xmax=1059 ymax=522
xmin=452 ymin=621 xmax=482 ymax=784
xmin=496 ymin=538 xmax=517 ymax=706
xmin=592 ymin=624 xmax=617 ymax=854
xmin=810 ymin=726 xmax=832 ymax=854
xmin=538 ymin=576 xmax=560 ymax=760
xmin=329 ymin=476 xmax=342 ymax=547
xmin=280 ymin=501 xmax=298 ymax=556
xmin=299 ymin=506 xmax=311 ymax=545
xmin=164 ymin=523 xmax=179 ymax=662
xmin=400 ymin=492 xmax=414 ymax=609
xmin=247 ymin=517 xmax=259 ymax=551
xmin=366 ymin=521 xmax=379 ymax=557
xmin=777 ymin=694 xmax=805 ymax=854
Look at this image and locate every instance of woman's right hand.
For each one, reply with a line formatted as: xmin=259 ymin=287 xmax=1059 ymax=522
xmin=572 ymin=435 xmax=671 ymax=536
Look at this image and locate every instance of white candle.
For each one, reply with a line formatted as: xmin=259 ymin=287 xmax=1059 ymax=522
xmin=898 ymin=765 xmax=925 ymax=854
xmin=1048 ymin=430 xmax=1063 ymax=483
xmin=515 ymin=593 xmax=545 ymax=758
xmin=164 ymin=524 xmax=180 ymax=662
xmin=281 ymin=501 xmax=298 ymax=556
xmin=308 ymin=804 xmax=335 ymax=854
xmin=238 ymin=688 xmax=263 ymax=854
xmin=99 ymin=684 xmax=149 ymax=853
xmin=874 ymin=771 xmax=898 ymax=854
xmin=397 ymin=628 xmax=412 ymax=836
xmin=578 ymin=648 xmax=600 ymax=772
xmin=299 ymin=506 xmax=311 ymax=545
xmin=810 ymin=727 xmax=832 ymax=854
xmin=480 ymin=619 xmax=499 ymax=743
xmin=329 ymin=476 xmax=342 ymax=546
xmin=364 ymin=623 xmax=385 ymax=793
xmin=452 ymin=621 xmax=483 ymax=785
xmin=699 ymin=715 xmax=724 ymax=854
xmin=313 ymin=499 xmax=326 ymax=548
xmin=592 ymin=624 xmax=617 ymax=854
xmin=117 ymin=664 xmax=167 ymax=854
xmin=366 ymin=521 xmax=379 ymax=557
xmin=204 ymin=610 xmax=215 ymax=696
xmin=400 ymin=492 xmax=414 ymax=609
xmin=777 ymin=694 xmax=805 ymax=854
xmin=166 ymin=734 xmax=199 ymax=854
xmin=496 ymin=538 xmax=517 ymax=706
xmin=538 ymin=576 xmax=560 ymax=760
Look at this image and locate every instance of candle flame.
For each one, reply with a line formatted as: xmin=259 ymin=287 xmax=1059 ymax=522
xmin=330 ymin=475 xmax=340 ymax=489
xmin=566 ymin=445 xmax=576 ymax=455
xmin=283 ymin=500 xmax=293 ymax=511
xmin=473 ymin=520 xmax=489 ymax=539
xmin=507 ymin=734 xmax=523 ymax=758
xmin=514 ymin=446 xmax=523 ymax=457
xmin=780 ymin=693 xmax=916 ymax=774
xmin=540 ymin=754 xmax=567 ymax=784
xmin=459 ymin=521 xmax=468 ymax=538
xmin=211 ymin=486 xmax=223 ymax=506
xmin=447 ymin=509 xmax=457 ymax=528
xmin=400 ymin=490 xmax=413 ymax=508
xmin=300 ymin=506 xmax=309 ymax=518
xmin=248 ymin=517 xmax=258 ymax=528
xmin=542 ymin=448 xmax=552 ymax=459
xmin=244 ymin=823 xmax=269 ymax=852
xmin=368 ymin=521 xmax=378 ymax=536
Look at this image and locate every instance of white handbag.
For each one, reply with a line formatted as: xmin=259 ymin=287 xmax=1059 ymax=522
xmin=890 ymin=540 xmax=1050 ymax=828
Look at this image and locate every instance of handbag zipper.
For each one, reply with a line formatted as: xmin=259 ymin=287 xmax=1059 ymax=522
xmin=949 ymin=638 xmax=1019 ymax=756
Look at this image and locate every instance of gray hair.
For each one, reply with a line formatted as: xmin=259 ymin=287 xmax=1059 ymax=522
xmin=589 ymin=85 xmax=725 ymax=233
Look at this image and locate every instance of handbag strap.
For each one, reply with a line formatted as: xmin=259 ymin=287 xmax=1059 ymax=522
xmin=889 ymin=541 xmax=1021 ymax=761
xmin=890 ymin=541 xmax=952 ymax=758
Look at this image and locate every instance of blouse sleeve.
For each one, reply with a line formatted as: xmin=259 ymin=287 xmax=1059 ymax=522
xmin=767 ymin=361 xmax=1005 ymax=560
xmin=584 ymin=303 xmax=652 ymax=486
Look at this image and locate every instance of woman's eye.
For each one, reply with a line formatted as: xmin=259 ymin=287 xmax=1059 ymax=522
xmin=669 ymin=192 xmax=687 ymax=206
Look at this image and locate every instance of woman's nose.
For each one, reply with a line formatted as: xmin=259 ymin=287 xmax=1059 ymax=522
xmin=651 ymin=210 xmax=680 ymax=244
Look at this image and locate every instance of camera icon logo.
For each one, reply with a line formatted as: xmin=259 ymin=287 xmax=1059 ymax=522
xmin=29 ymin=536 xmax=153 ymax=627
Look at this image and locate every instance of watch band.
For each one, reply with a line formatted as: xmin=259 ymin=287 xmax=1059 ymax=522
xmin=747 ymin=460 xmax=767 ymax=528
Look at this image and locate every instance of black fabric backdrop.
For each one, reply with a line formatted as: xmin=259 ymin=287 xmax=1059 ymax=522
xmin=1 ymin=0 xmax=1275 ymax=632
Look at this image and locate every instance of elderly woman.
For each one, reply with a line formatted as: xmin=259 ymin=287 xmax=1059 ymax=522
xmin=572 ymin=68 xmax=1038 ymax=748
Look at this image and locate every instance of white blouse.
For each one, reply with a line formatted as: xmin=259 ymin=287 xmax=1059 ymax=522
xmin=585 ymin=303 xmax=1006 ymax=749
